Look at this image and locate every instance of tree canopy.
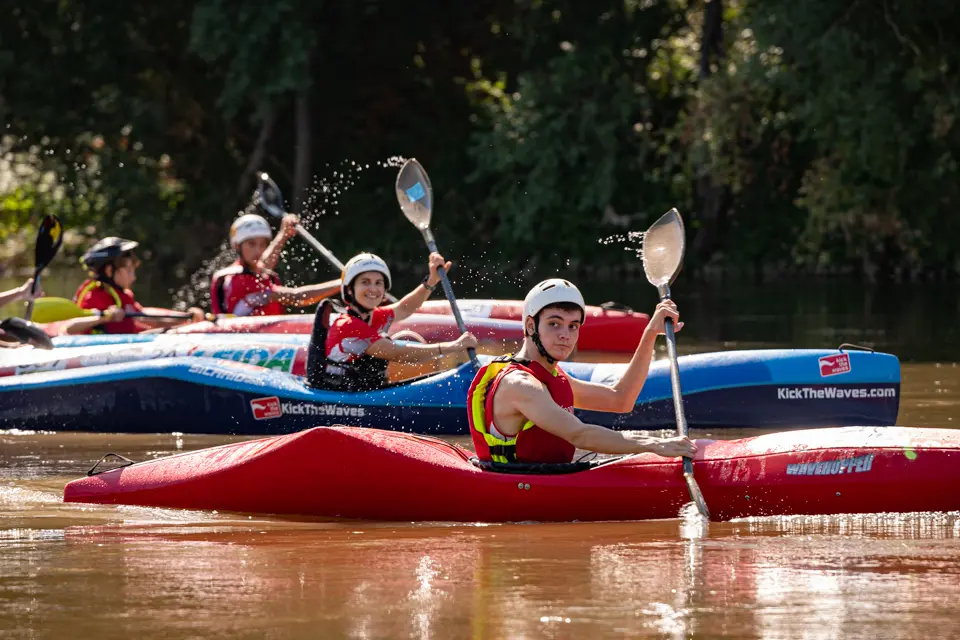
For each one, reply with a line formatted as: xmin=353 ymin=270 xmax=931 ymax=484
xmin=2 ymin=0 xmax=958 ymax=288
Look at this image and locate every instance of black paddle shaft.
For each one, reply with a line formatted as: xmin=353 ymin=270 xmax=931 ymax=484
xmin=421 ymin=230 xmax=479 ymax=368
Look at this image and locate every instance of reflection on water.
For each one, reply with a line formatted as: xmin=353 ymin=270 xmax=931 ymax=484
xmin=3 ymin=515 xmax=960 ymax=638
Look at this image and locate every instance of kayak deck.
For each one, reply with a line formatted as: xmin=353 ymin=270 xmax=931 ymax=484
xmin=63 ymin=426 xmax=960 ymax=522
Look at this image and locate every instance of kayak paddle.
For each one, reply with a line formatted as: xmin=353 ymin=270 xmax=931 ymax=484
xmin=257 ymin=173 xmax=399 ymax=303
xmin=641 ymin=208 xmax=710 ymax=519
xmin=30 ymin=297 xmax=220 ymax=324
xmin=0 ymin=317 xmax=54 ymax=350
xmin=395 ymin=158 xmax=479 ymax=369
xmin=23 ymin=214 xmax=64 ymax=322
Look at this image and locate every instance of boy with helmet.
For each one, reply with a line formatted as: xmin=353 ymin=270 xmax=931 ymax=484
xmin=211 ymin=213 xmax=340 ymax=316
xmin=304 ymin=251 xmax=478 ymax=391
xmin=71 ymin=237 xmax=205 ymax=334
xmin=467 ymin=278 xmax=696 ymax=465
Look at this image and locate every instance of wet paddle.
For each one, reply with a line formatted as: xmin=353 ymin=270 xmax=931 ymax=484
xmin=257 ymin=173 xmax=399 ymax=303
xmin=23 ymin=214 xmax=64 ymax=322
xmin=30 ymin=297 xmax=220 ymax=324
xmin=0 ymin=317 xmax=54 ymax=350
xmin=395 ymin=158 xmax=479 ymax=369
xmin=641 ymin=208 xmax=710 ymax=519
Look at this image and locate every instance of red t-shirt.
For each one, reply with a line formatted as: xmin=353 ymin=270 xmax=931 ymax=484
xmin=74 ymin=279 xmax=144 ymax=334
xmin=325 ymin=307 xmax=396 ymax=363
xmin=211 ymin=261 xmax=285 ymax=316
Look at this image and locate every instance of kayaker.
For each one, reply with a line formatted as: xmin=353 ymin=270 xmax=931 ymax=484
xmin=305 ymin=252 xmax=478 ymax=391
xmin=468 ymin=279 xmax=696 ymax=464
xmin=70 ymin=237 xmax=205 ymax=335
xmin=210 ymin=213 xmax=341 ymax=316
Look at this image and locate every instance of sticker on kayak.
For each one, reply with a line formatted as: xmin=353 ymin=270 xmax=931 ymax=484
xmin=786 ymin=453 xmax=874 ymax=476
xmin=405 ymin=182 xmax=426 ymax=203
xmin=819 ymin=353 xmax=851 ymax=377
xmin=250 ymin=398 xmax=367 ymax=420
xmin=456 ymin=302 xmax=494 ymax=319
xmin=587 ymin=363 xmax=627 ymax=386
xmin=251 ymin=396 xmax=283 ymax=420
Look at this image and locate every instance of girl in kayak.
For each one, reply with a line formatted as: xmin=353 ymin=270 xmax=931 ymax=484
xmin=467 ymin=279 xmax=696 ymax=464
xmin=305 ymin=252 xmax=478 ymax=391
xmin=210 ymin=213 xmax=341 ymax=316
xmin=70 ymin=237 xmax=205 ymax=335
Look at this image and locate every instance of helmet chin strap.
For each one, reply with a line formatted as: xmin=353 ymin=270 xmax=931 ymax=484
xmin=528 ymin=315 xmax=561 ymax=365
xmin=344 ymin=285 xmax=376 ymax=318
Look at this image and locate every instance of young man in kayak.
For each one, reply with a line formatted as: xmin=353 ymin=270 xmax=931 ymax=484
xmin=305 ymin=252 xmax=478 ymax=391
xmin=210 ymin=213 xmax=341 ymax=316
xmin=71 ymin=237 xmax=205 ymax=335
xmin=468 ymin=279 xmax=696 ymax=464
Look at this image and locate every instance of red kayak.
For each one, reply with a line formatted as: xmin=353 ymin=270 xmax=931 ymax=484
xmin=42 ymin=302 xmax=646 ymax=353
xmin=43 ymin=312 xmax=525 ymax=346
xmin=63 ymin=425 xmax=960 ymax=522
xmin=418 ymin=300 xmax=648 ymax=353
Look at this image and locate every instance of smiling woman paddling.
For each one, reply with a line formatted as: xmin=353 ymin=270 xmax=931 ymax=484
xmin=304 ymin=251 xmax=478 ymax=392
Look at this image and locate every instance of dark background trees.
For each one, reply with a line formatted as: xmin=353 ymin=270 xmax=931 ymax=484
xmin=3 ymin=0 xmax=958 ymax=286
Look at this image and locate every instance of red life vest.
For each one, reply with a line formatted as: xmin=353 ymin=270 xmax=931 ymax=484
xmin=74 ymin=279 xmax=144 ymax=334
xmin=467 ymin=356 xmax=577 ymax=464
xmin=211 ymin=261 xmax=284 ymax=316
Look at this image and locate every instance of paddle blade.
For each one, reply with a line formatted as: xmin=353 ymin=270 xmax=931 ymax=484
xmin=257 ymin=172 xmax=286 ymax=218
xmin=34 ymin=214 xmax=64 ymax=273
xmin=641 ymin=208 xmax=686 ymax=288
xmin=0 ymin=318 xmax=54 ymax=350
xmin=395 ymin=159 xmax=433 ymax=231
xmin=30 ymin=297 xmax=94 ymax=324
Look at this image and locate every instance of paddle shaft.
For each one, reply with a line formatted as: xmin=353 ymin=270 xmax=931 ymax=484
xmin=293 ymin=223 xmax=399 ymax=303
xmin=23 ymin=272 xmax=41 ymax=322
xmin=421 ymin=230 xmax=479 ymax=368
xmin=659 ymin=284 xmax=710 ymax=518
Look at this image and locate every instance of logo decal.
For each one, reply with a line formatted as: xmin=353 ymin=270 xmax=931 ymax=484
xmin=405 ymin=182 xmax=426 ymax=202
xmin=250 ymin=396 xmax=282 ymax=420
xmin=819 ymin=353 xmax=851 ymax=377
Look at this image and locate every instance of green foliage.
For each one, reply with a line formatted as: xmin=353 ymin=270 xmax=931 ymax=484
xmin=466 ymin=0 xmax=688 ymax=268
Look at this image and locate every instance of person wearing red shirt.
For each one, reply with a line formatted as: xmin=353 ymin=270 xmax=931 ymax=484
xmin=210 ymin=213 xmax=340 ymax=316
xmin=304 ymin=252 xmax=478 ymax=391
xmin=468 ymin=279 xmax=697 ymax=465
xmin=69 ymin=237 xmax=205 ymax=335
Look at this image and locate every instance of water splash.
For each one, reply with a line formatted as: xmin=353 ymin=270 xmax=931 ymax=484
xmin=598 ymin=230 xmax=646 ymax=260
xmin=679 ymin=501 xmax=709 ymax=540
xmin=169 ymin=189 xmax=261 ymax=310
xmin=276 ymin=157 xmax=408 ymax=287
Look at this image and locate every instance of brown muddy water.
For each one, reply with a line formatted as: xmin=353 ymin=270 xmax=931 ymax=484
xmin=3 ymin=277 xmax=960 ymax=638
xmin=1 ymin=364 xmax=958 ymax=639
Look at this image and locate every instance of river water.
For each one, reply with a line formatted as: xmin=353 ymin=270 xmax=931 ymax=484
xmin=2 ymin=277 xmax=960 ymax=638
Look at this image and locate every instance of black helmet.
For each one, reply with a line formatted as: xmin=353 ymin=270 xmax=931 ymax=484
xmin=81 ymin=237 xmax=140 ymax=271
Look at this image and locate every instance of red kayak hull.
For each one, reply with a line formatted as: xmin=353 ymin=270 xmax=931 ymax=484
xmin=63 ymin=426 xmax=960 ymax=522
xmin=43 ymin=312 xmax=525 ymax=346
xmin=418 ymin=300 xmax=648 ymax=353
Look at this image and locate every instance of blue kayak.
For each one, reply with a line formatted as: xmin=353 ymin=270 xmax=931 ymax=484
xmin=0 ymin=348 xmax=900 ymax=434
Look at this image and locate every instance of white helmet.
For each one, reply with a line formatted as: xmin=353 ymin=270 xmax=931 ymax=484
xmin=523 ymin=279 xmax=586 ymax=323
xmin=230 ymin=214 xmax=272 ymax=247
xmin=341 ymin=253 xmax=392 ymax=298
